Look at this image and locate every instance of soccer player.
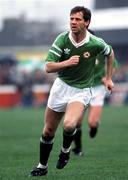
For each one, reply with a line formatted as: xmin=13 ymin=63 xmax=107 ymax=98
xmin=30 ymin=6 xmax=114 ymax=176
xmin=72 ymin=52 xmax=118 ymax=156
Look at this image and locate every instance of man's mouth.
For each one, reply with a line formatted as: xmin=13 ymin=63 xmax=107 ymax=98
xmin=71 ymin=26 xmax=77 ymax=30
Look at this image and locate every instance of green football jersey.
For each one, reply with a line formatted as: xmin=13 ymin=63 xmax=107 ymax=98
xmin=93 ymin=53 xmax=106 ymax=86
xmin=46 ymin=31 xmax=112 ymax=88
xmin=93 ymin=54 xmax=118 ymax=86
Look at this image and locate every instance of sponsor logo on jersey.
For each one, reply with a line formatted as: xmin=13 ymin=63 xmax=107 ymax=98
xmin=64 ymin=48 xmax=70 ymax=55
xmin=83 ymin=52 xmax=90 ymax=58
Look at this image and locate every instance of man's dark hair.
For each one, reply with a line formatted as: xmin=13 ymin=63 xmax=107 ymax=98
xmin=70 ymin=6 xmax=91 ymax=22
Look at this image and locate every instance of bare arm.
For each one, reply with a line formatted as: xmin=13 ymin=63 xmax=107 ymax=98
xmin=45 ymin=55 xmax=80 ymax=73
xmin=106 ymin=50 xmax=114 ymax=80
xmin=103 ymin=50 xmax=115 ymax=91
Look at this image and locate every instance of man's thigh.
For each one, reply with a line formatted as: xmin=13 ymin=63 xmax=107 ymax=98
xmin=64 ymin=102 xmax=85 ymax=129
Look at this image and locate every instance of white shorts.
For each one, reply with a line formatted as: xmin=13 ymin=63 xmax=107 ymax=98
xmin=47 ymin=78 xmax=92 ymax=112
xmin=90 ymin=85 xmax=108 ymax=106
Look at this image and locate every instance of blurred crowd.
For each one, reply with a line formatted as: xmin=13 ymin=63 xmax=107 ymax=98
xmin=0 ymin=55 xmax=56 ymax=107
xmin=0 ymin=55 xmax=128 ymax=107
xmin=113 ymin=63 xmax=128 ymax=83
xmin=0 ymin=58 xmax=128 ymax=85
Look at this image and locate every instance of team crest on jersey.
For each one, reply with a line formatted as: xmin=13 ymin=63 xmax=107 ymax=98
xmin=64 ymin=48 xmax=70 ymax=55
xmin=83 ymin=52 xmax=90 ymax=58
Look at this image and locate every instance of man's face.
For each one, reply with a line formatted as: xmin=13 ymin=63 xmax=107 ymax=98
xmin=70 ymin=12 xmax=89 ymax=34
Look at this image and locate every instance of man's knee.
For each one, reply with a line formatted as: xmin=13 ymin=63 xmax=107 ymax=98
xmin=43 ymin=127 xmax=56 ymax=137
xmin=63 ymin=120 xmax=76 ymax=132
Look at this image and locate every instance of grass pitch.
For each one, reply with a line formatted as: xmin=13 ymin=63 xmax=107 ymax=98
xmin=0 ymin=105 xmax=128 ymax=180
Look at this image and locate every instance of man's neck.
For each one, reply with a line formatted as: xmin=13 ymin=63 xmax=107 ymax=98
xmin=72 ymin=31 xmax=87 ymax=43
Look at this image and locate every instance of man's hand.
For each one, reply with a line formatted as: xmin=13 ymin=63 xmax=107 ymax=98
xmin=66 ymin=55 xmax=80 ymax=67
xmin=102 ymin=77 xmax=114 ymax=92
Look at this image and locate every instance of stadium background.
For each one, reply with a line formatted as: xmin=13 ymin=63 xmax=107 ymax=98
xmin=0 ymin=1 xmax=128 ymax=179
xmin=0 ymin=0 xmax=128 ymax=108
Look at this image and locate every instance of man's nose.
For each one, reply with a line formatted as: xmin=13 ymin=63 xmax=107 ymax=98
xmin=72 ymin=19 xmax=77 ymax=24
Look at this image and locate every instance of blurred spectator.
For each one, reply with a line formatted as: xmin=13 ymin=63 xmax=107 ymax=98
xmin=113 ymin=63 xmax=128 ymax=83
xmin=32 ymin=68 xmax=56 ymax=85
xmin=124 ymin=91 xmax=128 ymax=105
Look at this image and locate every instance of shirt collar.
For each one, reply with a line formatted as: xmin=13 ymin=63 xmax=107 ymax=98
xmin=69 ymin=30 xmax=90 ymax=48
